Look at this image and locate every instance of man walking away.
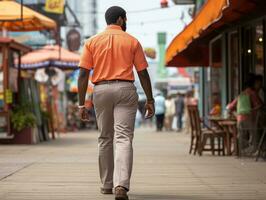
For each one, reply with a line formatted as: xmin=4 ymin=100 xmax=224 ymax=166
xmin=154 ymin=92 xmax=166 ymax=131
xmin=78 ymin=6 xmax=155 ymax=200
xmin=175 ymin=93 xmax=185 ymax=132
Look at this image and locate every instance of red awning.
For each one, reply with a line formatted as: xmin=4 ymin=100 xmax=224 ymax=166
xmin=166 ymin=0 xmax=264 ymax=67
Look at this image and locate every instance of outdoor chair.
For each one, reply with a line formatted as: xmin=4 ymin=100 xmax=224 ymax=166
xmin=188 ymin=105 xmax=197 ymax=155
xmin=188 ymin=105 xmax=226 ymax=156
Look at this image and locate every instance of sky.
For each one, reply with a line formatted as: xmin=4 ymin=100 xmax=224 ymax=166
xmin=97 ymin=0 xmax=193 ymax=49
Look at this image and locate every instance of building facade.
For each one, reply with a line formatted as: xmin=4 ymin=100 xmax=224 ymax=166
xmin=166 ymin=0 xmax=266 ymax=117
xmin=67 ymin=0 xmax=97 ymax=39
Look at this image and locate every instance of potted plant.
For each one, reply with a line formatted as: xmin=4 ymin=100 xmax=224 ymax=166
xmin=11 ymin=104 xmax=37 ymax=144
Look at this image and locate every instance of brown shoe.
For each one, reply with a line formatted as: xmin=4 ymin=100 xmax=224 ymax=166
xmin=100 ymin=187 xmax=113 ymax=194
xmin=115 ymin=186 xmax=128 ymax=200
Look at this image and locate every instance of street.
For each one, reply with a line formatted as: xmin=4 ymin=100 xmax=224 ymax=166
xmin=0 ymin=128 xmax=266 ymax=200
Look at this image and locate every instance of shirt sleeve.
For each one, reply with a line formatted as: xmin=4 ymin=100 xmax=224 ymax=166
xmin=79 ymin=41 xmax=93 ymax=70
xmin=133 ymin=41 xmax=148 ymax=72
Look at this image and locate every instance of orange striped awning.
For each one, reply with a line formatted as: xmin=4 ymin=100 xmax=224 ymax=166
xmin=0 ymin=0 xmax=56 ymax=31
xmin=166 ymin=0 xmax=261 ymax=67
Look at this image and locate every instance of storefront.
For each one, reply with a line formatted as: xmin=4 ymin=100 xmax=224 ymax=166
xmin=202 ymin=15 xmax=266 ymax=116
xmin=0 ymin=38 xmax=31 ymax=138
xmin=166 ymin=0 xmax=266 ymax=116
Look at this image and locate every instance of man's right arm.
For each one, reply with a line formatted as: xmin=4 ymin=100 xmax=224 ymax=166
xmin=137 ymin=69 xmax=153 ymax=101
xmin=137 ymin=69 xmax=155 ymax=118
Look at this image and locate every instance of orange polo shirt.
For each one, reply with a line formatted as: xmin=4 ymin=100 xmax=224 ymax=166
xmin=79 ymin=25 xmax=148 ymax=84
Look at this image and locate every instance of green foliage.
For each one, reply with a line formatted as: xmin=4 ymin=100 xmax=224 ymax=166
xmin=11 ymin=104 xmax=37 ymax=132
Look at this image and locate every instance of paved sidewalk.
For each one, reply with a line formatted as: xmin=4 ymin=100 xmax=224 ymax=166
xmin=0 ymin=128 xmax=266 ymax=200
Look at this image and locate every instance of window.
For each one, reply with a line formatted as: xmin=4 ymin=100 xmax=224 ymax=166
xmin=255 ymin=24 xmax=264 ymax=75
xmin=8 ymin=50 xmax=19 ymax=92
xmin=0 ymin=47 xmax=7 ymax=136
xmin=242 ymin=26 xmax=253 ymax=86
xmin=0 ymin=48 xmax=3 ymax=110
xmin=0 ymin=47 xmax=2 ymax=70
xmin=228 ymin=31 xmax=240 ymax=100
xmin=206 ymin=36 xmax=223 ymax=116
xmin=254 ymin=23 xmax=265 ymax=102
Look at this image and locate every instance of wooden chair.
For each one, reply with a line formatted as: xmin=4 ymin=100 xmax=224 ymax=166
xmin=187 ymin=105 xmax=197 ymax=155
xmin=188 ymin=105 xmax=226 ymax=156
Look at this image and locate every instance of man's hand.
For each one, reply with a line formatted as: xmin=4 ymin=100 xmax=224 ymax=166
xmin=145 ymin=101 xmax=155 ymax=119
xmin=78 ymin=107 xmax=90 ymax=122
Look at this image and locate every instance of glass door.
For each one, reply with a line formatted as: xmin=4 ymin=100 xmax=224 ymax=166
xmin=208 ymin=36 xmax=224 ymax=116
xmin=254 ymin=23 xmax=265 ymax=102
xmin=241 ymin=26 xmax=253 ymax=88
xmin=228 ymin=31 xmax=240 ymax=101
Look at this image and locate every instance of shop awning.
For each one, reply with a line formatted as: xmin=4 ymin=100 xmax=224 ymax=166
xmin=0 ymin=0 xmax=56 ymax=31
xmin=17 ymin=45 xmax=80 ymax=69
xmin=166 ymin=0 xmax=263 ymax=67
xmin=0 ymin=37 xmax=31 ymax=52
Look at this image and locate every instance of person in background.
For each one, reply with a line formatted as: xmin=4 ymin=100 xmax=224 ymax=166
xmin=253 ymin=75 xmax=265 ymax=141
xmin=254 ymin=74 xmax=264 ymax=103
xmin=175 ymin=93 xmax=185 ymax=132
xmin=227 ymin=74 xmax=263 ymax=155
xmin=209 ymin=95 xmax=222 ymax=116
xmin=154 ymin=92 xmax=166 ymax=131
xmin=164 ymin=95 xmax=175 ymax=131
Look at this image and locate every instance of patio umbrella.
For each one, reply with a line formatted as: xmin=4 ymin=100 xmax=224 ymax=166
xmin=0 ymin=0 xmax=56 ymax=31
xmin=18 ymin=45 xmax=80 ymax=69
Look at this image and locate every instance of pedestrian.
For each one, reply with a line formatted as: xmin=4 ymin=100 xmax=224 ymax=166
xmin=209 ymin=95 xmax=222 ymax=116
xmin=78 ymin=6 xmax=155 ymax=200
xmin=154 ymin=91 xmax=166 ymax=131
xmin=254 ymin=74 xmax=264 ymax=103
xmin=164 ymin=95 xmax=175 ymax=131
xmin=227 ymin=74 xmax=263 ymax=156
xmin=175 ymin=93 xmax=185 ymax=132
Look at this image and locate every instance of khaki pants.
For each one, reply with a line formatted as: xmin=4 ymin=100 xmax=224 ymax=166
xmin=93 ymin=82 xmax=138 ymax=190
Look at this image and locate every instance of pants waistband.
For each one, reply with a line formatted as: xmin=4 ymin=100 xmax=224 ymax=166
xmin=94 ymin=80 xmax=134 ymax=85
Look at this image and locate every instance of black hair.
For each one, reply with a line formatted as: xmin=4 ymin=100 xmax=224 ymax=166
xmin=255 ymin=74 xmax=263 ymax=82
xmin=105 ymin=6 xmax=126 ymax=25
xmin=244 ymin=73 xmax=256 ymax=88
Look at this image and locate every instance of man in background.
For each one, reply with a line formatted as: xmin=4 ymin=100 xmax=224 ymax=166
xmin=154 ymin=92 xmax=166 ymax=131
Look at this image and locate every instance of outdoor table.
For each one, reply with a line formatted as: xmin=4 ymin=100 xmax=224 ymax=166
xmin=208 ymin=116 xmax=237 ymax=156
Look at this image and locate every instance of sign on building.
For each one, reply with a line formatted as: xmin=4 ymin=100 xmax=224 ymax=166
xmin=45 ymin=0 xmax=65 ymax=14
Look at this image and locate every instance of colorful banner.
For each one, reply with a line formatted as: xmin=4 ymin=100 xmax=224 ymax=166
xmin=45 ymin=0 xmax=65 ymax=14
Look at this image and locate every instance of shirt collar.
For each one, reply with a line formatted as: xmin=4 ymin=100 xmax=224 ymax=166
xmin=106 ymin=25 xmax=122 ymax=30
